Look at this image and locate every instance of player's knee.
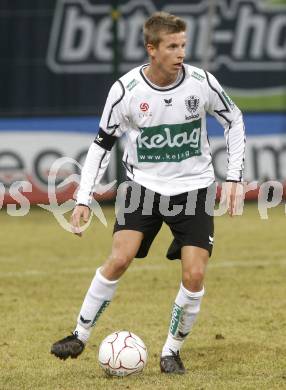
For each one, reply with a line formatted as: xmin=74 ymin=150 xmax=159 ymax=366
xmin=192 ymin=268 xmax=205 ymax=281
xmin=109 ymin=253 xmax=132 ymax=272
xmin=183 ymin=268 xmax=205 ymax=290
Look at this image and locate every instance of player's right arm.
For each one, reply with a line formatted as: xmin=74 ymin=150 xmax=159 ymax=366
xmin=71 ymin=80 xmax=126 ymax=236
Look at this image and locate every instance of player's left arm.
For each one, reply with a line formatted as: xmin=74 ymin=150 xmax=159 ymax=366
xmin=205 ymin=71 xmax=246 ymax=216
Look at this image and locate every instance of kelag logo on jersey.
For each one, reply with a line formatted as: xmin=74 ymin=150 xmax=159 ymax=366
xmin=137 ymin=119 xmax=202 ymax=163
xmin=47 ymin=0 xmax=286 ymax=91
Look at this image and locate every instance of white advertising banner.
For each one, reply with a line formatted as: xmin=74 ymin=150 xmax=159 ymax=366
xmin=0 ymin=115 xmax=285 ymax=204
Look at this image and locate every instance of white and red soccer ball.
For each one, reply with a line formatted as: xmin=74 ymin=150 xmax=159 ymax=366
xmin=98 ymin=331 xmax=147 ymax=377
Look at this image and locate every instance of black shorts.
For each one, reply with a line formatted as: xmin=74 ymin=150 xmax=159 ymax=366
xmin=113 ymin=181 xmax=214 ymax=260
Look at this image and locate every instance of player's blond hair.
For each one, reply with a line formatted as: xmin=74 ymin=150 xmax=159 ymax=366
xmin=143 ymin=12 xmax=186 ymax=48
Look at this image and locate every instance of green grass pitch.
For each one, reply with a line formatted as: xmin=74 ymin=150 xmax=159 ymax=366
xmin=0 ymin=203 xmax=286 ymax=389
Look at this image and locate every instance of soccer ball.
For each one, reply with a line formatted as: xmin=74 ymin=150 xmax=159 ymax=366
xmin=98 ymin=330 xmax=147 ymax=377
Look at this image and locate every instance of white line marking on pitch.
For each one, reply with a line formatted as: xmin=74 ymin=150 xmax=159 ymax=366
xmin=0 ymin=259 xmax=286 ymax=278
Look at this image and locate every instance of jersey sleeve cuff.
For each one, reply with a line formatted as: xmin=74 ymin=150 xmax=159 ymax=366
xmin=226 ymin=170 xmax=243 ymax=182
xmin=76 ymin=191 xmax=92 ymax=207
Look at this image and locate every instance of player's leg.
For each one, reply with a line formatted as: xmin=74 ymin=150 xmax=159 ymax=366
xmin=74 ymin=230 xmax=143 ymax=338
xmin=161 ymin=246 xmax=209 ymax=374
xmin=100 ymin=230 xmax=144 ymax=280
xmin=51 ymin=230 xmax=143 ymax=360
xmin=160 ymin=187 xmax=213 ymax=373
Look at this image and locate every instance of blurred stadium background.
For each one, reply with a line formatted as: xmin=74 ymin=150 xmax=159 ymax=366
xmin=0 ymin=1 xmax=286 ymax=389
xmin=0 ymin=0 xmax=285 ymax=204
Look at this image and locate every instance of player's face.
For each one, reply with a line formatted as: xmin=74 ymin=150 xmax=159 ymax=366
xmin=148 ymin=31 xmax=186 ymax=76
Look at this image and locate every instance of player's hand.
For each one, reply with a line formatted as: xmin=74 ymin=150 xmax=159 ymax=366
xmin=225 ymin=181 xmax=244 ymax=217
xmin=71 ymin=204 xmax=90 ymax=237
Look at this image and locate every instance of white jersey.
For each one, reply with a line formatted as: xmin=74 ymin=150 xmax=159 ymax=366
xmin=77 ymin=64 xmax=245 ymax=204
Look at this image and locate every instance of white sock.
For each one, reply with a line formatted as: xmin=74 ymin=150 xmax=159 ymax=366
xmin=74 ymin=267 xmax=118 ymax=343
xmin=162 ymin=283 xmax=205 ymax=357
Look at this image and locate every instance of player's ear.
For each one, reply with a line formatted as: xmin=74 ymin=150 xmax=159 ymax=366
xmin=146 ymin=43 xmax=156 ymax=58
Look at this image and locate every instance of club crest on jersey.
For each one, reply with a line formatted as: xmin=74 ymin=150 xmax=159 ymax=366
xmin=185 ymin=95 xmax=200 ymax=120
xmin=185 ymin=95 xmax=200 ymax=113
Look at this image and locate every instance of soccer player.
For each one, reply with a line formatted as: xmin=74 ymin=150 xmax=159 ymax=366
xmin=51 ymin=12 xmax=245 ymax=374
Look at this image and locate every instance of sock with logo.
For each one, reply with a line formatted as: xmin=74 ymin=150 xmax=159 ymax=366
xmin=161 ymin=283 xmax=205 ymax=357
xmin=74 ymin=267 xmax=119 ymax=343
